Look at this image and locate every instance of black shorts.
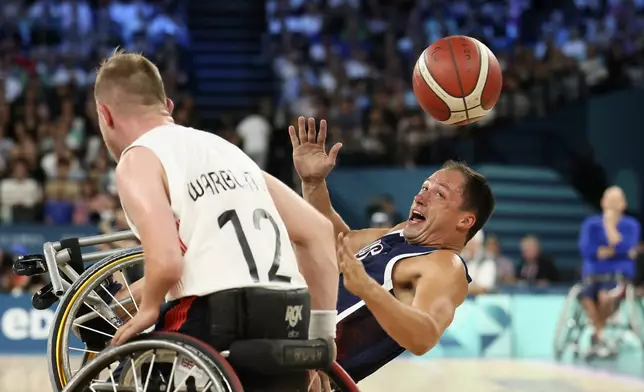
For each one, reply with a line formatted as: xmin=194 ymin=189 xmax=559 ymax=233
xmin=156 ymin=287 xmax=312 ymax=392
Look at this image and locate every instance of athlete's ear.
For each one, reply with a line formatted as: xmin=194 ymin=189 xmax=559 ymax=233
xmin=166 ymin=98 xmax=174 ymax=114
xmin=97 ymin=102 xmax=114 ymax=129
xmin=457 ymin=212 xmax=475 ymax=232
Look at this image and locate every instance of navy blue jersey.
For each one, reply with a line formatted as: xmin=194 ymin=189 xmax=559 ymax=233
xmin=335 ymin=230 xmax=471 ymax=382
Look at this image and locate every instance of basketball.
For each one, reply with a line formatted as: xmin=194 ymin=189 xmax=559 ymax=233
xmin=412 ymin=35 xmax=503 ymax=125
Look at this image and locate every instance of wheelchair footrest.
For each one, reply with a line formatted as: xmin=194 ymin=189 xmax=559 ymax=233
xmin=32 ymin=283 xmax=59 ymax=310
xmin=13 ymin=254 xmax=48 ymax=276
xmin=227 ymin=338 xmax=333 ymax=375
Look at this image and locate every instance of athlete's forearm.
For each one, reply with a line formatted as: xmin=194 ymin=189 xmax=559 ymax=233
xmin=293 ymin=236 xmax=339 ymax=311
xmin=141 ymin=256 xmax=181 ymax=310
xmin=302 ymin=180 xmax=350 ymax=235
xmin=361 ymin=282 xmax=440 ymax=355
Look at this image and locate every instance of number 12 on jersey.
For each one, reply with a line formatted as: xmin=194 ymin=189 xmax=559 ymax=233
xmin=218 ymin=209 xmax=291 ymax=283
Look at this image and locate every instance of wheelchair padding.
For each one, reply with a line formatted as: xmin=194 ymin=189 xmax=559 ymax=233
xmin=227 ymin=338 xmax=333 ymax=375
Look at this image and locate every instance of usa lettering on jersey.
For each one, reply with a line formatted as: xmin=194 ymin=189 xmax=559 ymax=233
xmin=356 ymin=239 xmax=384 ymax=261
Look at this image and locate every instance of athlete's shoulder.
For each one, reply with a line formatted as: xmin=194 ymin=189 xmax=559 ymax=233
xmin=415 ymin=250 xmax=472 ymax=283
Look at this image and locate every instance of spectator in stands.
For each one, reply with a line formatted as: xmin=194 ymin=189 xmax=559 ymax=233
xmin=366 ymin=194 xmax=403 ymax=229
xmin=0 ymin=158 xmax=42 ymax=222
xmin=484 ymin=234 xmax=515 ymax=285
xmin=44 ymin=157 xmax=80 ymax=224
xmin=461 ymin=231 xmax=497 ymax=295
xmin=73 ymin=178 xmax=114 ymax=225
xmin=236 ymin=97 xmax=274 ymax=170
xmin=578 ymin=186 xmax=641 ymax=356
xmin=517 ymin=234 xmax=558 ymax=285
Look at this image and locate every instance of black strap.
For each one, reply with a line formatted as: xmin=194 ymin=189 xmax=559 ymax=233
xmin=60 ymin=237 xmax=85 ymax=275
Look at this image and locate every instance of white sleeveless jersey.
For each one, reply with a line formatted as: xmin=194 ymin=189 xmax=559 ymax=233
xmin=120 ymin=124 xmax=306 ymax=301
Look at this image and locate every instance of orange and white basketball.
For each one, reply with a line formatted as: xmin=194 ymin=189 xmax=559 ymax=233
xmin=412 ymin=35 xmax=502 ymax=125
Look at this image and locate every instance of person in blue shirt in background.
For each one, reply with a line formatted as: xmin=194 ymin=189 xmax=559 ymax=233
xmin=578 ymin=186 xmax=641 ymax=357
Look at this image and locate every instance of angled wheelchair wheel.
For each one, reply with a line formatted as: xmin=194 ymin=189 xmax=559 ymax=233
xmin=625 ymin=284 xmax=644 ymax=345
xmin=318 ymin=362 xmax=360 ymax=392
xmin=61 ymin=332 xmax=243 ymax=392
xmin=553 ymin=283 xmax=585 ymax=360
xmin=48 ymin=247 xmax=146 ymax=391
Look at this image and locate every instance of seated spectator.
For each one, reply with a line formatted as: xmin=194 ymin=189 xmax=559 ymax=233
xmin=73 ymin=178 xmax=114 ymax=225
xmin=517 ymin=234 xmax=558 ymax=285
xmin=484 ymin=234 xmax=515 ymax=285
xmin=366 ymin=194 xmax=403 ymax=228
xmin=461 ymin=231 xmax=497 ymax=295
xmin=44 ymin=157 xmax=80 ymax=224
xmin=0 ymin=158 xmax=42 ymax=222
xmin=578 ymin=186 xmax=641 ymax=357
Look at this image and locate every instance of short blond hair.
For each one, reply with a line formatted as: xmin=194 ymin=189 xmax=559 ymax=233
xmin=95 ymin=50 xmax=167 ymax=108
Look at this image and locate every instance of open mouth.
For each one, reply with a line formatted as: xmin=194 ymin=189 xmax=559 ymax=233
xmin=408 ymin=210 xmax=426 ymax=223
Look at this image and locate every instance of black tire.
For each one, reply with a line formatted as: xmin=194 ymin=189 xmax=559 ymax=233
xmin=48 ymin=247 xmax=144 ymax=391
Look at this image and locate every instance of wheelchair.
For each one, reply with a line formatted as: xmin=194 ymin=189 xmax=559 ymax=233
xmin=553 ymin=274 xmax=644 ymax=361
xmin=62 ymin=332 xmax=359 ymax=392
xmin=12 ymin=231 xmax=359 ymax=391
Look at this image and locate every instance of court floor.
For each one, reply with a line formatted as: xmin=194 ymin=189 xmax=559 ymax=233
xmin=2 ymin=356 xmax=644 ymax=392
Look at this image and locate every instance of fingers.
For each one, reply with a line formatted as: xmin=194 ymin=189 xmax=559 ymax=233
xmin=111 ymin=324 xmax=129 ymax=346
xmin=317 ymin=119 xmax=327 ymax=146
xmin=298 ymin=116 xmax=307 ymax=144
xmin=327 ymin=143 xmax=343 ymax=164
xmin=307 ymin=117 xmax=317 ymax=144
xmin=288 ymin=125 xmax=299 ymax=148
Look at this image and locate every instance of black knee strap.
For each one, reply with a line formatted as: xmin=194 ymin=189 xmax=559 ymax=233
xmin=60 ymin=238 xmax=84 ymax=275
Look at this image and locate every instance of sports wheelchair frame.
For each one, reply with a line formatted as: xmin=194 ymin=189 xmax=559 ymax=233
xmin=553 ymin=276 xmax=644 ymax=361
xmin=13 ymin=231 xmax=360 ymax=392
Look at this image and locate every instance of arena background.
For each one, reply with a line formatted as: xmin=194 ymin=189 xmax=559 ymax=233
xmin=1 ymin=0 xmax=644 ymax=391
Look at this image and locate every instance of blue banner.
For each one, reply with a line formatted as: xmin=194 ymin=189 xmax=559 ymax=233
xmin=0 ymin=224 xmax=98 ymax=254
xmin=0 ymin=295 xmax=56 ymax=353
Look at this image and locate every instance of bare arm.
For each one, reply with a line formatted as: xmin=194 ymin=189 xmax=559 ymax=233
xmin=290 ymin=116 xmax=404 ymax=248
xmin=264 ymin=172 xmax=338 ymax=311
xmin=115 ymin=147 xmax=183 ymax=313
xmin=341 ymin=241 xmax=467 ymax=355
xmin=302 ymin=179 xmax=351 ymax=236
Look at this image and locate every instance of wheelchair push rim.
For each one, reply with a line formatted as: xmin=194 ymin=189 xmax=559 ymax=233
xmin=48 ymin=248 xmax=146 ymax=391
xmin=62 ymin=335 xmax=241 ymax=392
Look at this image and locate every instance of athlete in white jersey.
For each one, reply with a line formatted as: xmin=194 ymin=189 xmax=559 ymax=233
xmin=120 ymin=124 xmax=306 ymax=299
xmin=91 ymin=51 xmax=339 ymax=391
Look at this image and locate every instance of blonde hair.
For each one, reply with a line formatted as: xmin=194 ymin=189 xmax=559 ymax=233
xmin=94 ymin=49 xmax=167 ymax=109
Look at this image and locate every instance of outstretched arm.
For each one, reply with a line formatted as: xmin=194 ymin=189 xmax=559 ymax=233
xmin=290 ymin=116 xmax=348 ymax=235
xmin=290 ymin=116 xmax=404 ymax=252
xmin=338 ymin=234 xmax=467 ymax=355
xmin=264 ymin=171 xmax=338 ymax=312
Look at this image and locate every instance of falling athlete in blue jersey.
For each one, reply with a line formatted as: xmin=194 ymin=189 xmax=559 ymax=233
xmin=289 ymin=117 xmax=496 ymax=382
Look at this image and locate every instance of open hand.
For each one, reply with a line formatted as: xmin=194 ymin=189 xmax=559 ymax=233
xmin=111 ymin=305 xmax=158 ymax=346
xmin=337 ymin=232 xmax=376 ymax=297
xmin=289 ymin=117 xmax=342 ymax=183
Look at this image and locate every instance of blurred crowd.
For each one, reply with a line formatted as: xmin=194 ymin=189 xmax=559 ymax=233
xmin=266 ymin=0 xmax=644 ymax=167
xmin=0 ymin=0 xmax=193 ymax=293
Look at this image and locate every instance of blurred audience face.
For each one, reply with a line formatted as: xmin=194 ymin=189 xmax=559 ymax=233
xmin=461 ymin=231 xmax=484 ymax=260
xmin=520 ymin=236 xmax=540 ymax=262
xmin=11 ymin=160 xmax=28 ymax=180
xmin=485 ymin=236 xmax=501 ymax=257
xmin=601 ymin=186 xmax=626 ymax=213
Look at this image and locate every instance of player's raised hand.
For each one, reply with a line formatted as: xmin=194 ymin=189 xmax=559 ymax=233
xmin=289 ymin=116 xmax=342 ymax=183
xmin=337 ymin=232 xmax=377 ymax=297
